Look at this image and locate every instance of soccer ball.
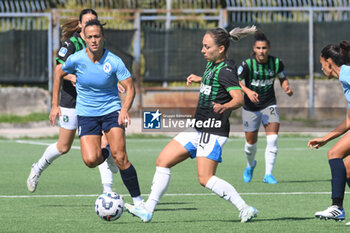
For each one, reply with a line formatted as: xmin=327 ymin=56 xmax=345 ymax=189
xmin=95 ymin=192 xmax=124 ymax=221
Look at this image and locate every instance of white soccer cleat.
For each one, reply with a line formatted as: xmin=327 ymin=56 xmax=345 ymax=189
xmin=105 ymin=145 xmax=119 ymax=173
xmin=315 ymin=205 xmax=345 ymax=221
xmin=124 ymin=202 xmax=153 ymax=222
xmin=239 ymin=206 xmax=258 ymax=223
xmin=27 ymin=163 xmax=40 ymax=193
xmin=346 ymin=221 xmax=350 ymax=226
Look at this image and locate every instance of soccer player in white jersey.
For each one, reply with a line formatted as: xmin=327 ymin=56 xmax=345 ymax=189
xmin=238 ymin=30 xmax=293 ymax=184
xmin=49 ymin=19 xmax=145 ymax=207
xmin=308 ymin=41 xmax=350 ymax=225
xmin=125 ymin=26 xmax=258 ymax=223
xmin=26 ymin=9 xmax=121 ymax=194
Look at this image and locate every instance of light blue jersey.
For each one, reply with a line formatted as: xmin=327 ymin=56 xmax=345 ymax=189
xmin=339 ymin=65 xmax=350 ymax=109
xmin=62 ymin=49 xmax=131 ymax=116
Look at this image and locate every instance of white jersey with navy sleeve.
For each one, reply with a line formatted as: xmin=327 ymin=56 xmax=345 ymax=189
xmin=62 ymin=49 xmax=131 ymax=116
xmin=339 ymin=65 xmax=350 ymax=109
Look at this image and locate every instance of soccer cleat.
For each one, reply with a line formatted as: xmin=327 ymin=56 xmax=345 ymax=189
xmin=315 ymin=205 xmax=345 ymax=221
xmin=239 ymin=206 xmax=258 ymax=223
xmin=346 ymin=221 xmax=350 ymax=226
xmin=243 ymin=160 xmax=257 ymax=183
xmin=263 ymin=174 xmax=278 ymax=184
xmin=27 ymin=163 xmax=40 ymax=192
xmin=125 ymin=202 xmax=153 ymax=222
xmin=105 ymin=145 xmax=119 ymax=173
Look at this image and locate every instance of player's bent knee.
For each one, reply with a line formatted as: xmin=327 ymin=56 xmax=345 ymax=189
xmin=327 ymin=149 xmax=343 ymax=159
xmin=82 ymin=156 xmax=99 ymax=168
xmin=57 ymin=145 xmax=71 ymax=154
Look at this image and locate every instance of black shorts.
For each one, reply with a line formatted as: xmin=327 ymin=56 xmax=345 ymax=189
xmin=77 ymin=110 xmax=123 ymax=138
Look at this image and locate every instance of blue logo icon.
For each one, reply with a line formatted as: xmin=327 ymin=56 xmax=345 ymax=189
xmin=143 ymin=110 xmax=161 ymax=129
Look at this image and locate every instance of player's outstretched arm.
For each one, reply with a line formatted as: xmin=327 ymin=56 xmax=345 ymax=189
xmin=308 ymin=108 xmax=350 ymax=149
xmin=49 ymin=64 xmax=67 ymax=126
xmin=118 ymin=77 xmax=135 ymax=127
xmin=186 ymin=74 xmax=202 ymax=86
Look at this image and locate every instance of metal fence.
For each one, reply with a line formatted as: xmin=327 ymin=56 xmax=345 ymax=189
xmin=1 ymin=5 xmax=350 ymax=114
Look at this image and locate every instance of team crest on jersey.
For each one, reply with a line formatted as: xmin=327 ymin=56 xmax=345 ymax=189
xmin=103 ymin=62 xmax=111 ymax=73
xmin=58 ymin=47 xmax=68 ymax=57
xmin=237 ymin=66 xmax=243 ymax=75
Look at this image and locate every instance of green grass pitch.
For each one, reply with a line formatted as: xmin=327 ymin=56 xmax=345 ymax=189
xmin=0 ymin=135 xmax=349 ymax=233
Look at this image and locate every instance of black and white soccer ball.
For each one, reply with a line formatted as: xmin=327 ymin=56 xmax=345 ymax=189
xmin=95 ymin=192 xmax=124 ymax=221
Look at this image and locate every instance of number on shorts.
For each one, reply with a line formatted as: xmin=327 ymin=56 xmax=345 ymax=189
xmin=199 ymin=132 xmax=210 ymax=145
xmin=269 ymin=106 xmax=278 ymax=115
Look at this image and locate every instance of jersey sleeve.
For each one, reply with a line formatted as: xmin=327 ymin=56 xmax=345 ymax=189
xmin=218 ymin=65 xmax=241 ymax=92
xmin=115 ymin=58 xmax=131 ymax=82
xmin=277 ymin=59 xmax=286 ymax=79
xmin=237 ymin=61 xmax=249 ymax=81
xmin=56 ymin=40 xmax=76 ymax=65
xmin=62 ymin=54 xmax=76 ymax=74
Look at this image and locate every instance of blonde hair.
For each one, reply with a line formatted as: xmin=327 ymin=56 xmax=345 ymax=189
xmin=206 ymin=25 xmax=256 ymax=53
xmin=229 ymin=25 xmax=257 ymax=42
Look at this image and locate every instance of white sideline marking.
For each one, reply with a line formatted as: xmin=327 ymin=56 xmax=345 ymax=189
xmin=0 ymin=192 xmax=348 ymax=199
xmin=13 ymin=140 xmax=324 ymax=152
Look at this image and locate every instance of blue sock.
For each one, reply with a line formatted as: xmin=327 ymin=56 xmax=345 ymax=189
xmin=101 ymin=148 xmax=109 ymax=160
xmin=120 ymin=164 xmax=141 ymax=197
xmin=329 ymin=158 xmax=346 ymax=208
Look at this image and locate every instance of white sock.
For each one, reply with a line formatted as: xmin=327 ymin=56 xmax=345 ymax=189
xmin=35 ymin=143 xmax=61 ymax=174
xmin=205 ymin=176 xmax=248 ymax=211
xmin=132 ymin=196 xmax=143 ymax=206
xmin=98 ymin=161 xmax=113 ymax=193
xmin=265 ymin=134 xmax=278 ymax=175
xmin=145 ymin=166 xmax=171 ymax=212
xmin=244 ymin=141 xmax=257 ymax=167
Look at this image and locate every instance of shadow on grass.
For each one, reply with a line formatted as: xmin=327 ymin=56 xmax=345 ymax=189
xmin=278 ymin=179 xmax=330 ymax=183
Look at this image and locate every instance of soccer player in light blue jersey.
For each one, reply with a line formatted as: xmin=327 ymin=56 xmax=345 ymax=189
xmin=49 ymin=19 xmax=144 ymax=207
xmin=26 ymin=9 xmax=121 ymax=194
xmin=308 ymin=41 xmax=350 ymax=225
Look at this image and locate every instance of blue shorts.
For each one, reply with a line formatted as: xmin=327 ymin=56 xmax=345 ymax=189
xmin=77 ymin=110 xmax=123 ymax=138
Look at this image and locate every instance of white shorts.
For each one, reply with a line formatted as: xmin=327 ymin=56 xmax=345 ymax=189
xmin=174 ymin=128 xmax=228 ymax=162
xmin=242 ymin=105 xmax=280 ymax=132
xmin=59 ymin=107 xmax=78 ymax=130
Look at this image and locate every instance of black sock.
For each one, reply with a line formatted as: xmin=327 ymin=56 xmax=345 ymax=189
xmin=120 ymin=164 xmax=141 ymax=197
xmin=332 ymin=197 xmax=344 ymax=209
xmin=347 ymin=178 xmax=350 ymax=188
xmin=329 ymin=158 xmax=346 ymax=208
xmin=101 ymin=147 xmax=109 ymax=161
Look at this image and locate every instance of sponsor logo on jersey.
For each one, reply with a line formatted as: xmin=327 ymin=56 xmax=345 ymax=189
xmin=250 ymin=78 xmax=274 ymax=87
xmin=200 ymin=83 xmax=212 ymax=95
xmin=58 ymin=47 xmax=68 ymax=57
xmin=103 ymin=62 xmax=111 ymax=73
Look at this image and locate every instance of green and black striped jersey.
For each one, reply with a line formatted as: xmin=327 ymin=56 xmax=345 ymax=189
xmin=238 ymin=55 xmax=286 ymax=111
xmin=56 ymin=32 xmax=86 ymax=108
xmin=194 ymin=59 xmax=241 ymax=137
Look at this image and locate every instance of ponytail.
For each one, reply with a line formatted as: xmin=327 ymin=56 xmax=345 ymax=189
xmin=229 ymin=25 xmax=257 ymax=42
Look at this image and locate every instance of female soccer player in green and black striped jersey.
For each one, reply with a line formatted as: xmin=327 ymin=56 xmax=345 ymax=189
xmin=239 ymin=30 xmax=293 ymax=184
xmin=27 ymin=9 xmax=121 ymax=194
xmin=125 ymin=26 xmax=259 ymax=223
